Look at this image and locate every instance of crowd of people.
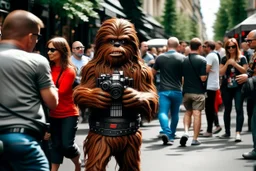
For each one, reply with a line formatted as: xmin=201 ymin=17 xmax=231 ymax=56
xmin=141 ymin=33 xmax=256 ymax=159
xmin=1 ymin=9 xmax=256 ymax=171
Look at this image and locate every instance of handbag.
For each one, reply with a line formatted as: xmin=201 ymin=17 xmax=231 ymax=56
xmin=0 ymin=103 xmax=50 ymax=140
xmin=188 ymin=54 xmax=207 ymax=91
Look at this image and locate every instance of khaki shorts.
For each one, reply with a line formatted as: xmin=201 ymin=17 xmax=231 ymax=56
xmin=183 ymin=93 xmax=205 ymax=111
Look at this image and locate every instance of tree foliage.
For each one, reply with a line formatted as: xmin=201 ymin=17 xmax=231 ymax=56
xmin=39 ymin=0 xmax=102 ymax=22
xmin=228 ymin=0 xmax=247 ymax=30
xmin=189 ymin=19 xmax=199 ymax=39
xmin=161 ymin=0 xmax=177 ymax=36
xmin=175 ymin=12 xmax=190 ymax=40
xmin=213 ymin=0 xmax=247 ymax=41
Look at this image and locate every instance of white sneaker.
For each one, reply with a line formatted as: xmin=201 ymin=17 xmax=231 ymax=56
xmin=235 ymin=134 xmax=242 ymax=142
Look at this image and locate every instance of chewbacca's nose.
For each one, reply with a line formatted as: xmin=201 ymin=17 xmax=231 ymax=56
xmin=114 ymin=41 xmax=121 ymax=47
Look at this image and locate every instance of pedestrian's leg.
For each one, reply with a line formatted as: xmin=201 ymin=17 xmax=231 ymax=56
xmin=0 ymin=133 xmax=49 ymax=171
xmin=247 ymin=97 xmax=253 ymax=131
xmin=192 ymin=110 xmax=201 ymax=140
xmin=251 ymin=101 xmax=256 ymax=150
xmin=205 ymin=90 xmax=216 ymax=134
xmin=50 ymin=118 xmax=64 ymax=171
xmin=234 ymin=89 xmax=244 ymax=135
xmin=214 ymin=112 xmax=220 ymax=127
xmin=221 ymin=88 xmax=233 ymax=136
xmin=183 ymin=110 xmax=192 ymax=134
xmin=169 ymin=91 xmax=183 ymax=139
xmin=61 ymin=116 xmax=81 ymax=171
xmin=158 ymin=91 xmax=172 ymax=139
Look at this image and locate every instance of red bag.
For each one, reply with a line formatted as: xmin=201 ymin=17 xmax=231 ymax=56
xmin=214 ymin=89 xmax=222 ymax=113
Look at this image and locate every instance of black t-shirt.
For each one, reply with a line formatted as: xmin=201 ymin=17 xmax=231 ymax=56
xmin=182 ymin=53 xmax=207 ymax=94
xmin=153 ymin=50 xmax=185 ymax=91
xmin=221 ymin=56 xmax=247 ymax=87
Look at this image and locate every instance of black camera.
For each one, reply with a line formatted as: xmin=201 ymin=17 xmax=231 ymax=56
xmin=97 ymin=70 xmax=133 ymax=99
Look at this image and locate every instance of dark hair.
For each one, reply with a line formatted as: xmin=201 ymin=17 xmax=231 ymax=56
xmin=190 ymin=38 xmax=202 ymax=50
xmin=204 ymin=40 xmax=215 ymax=50
xmin=46 ymin=37 xmax=75 ymax=70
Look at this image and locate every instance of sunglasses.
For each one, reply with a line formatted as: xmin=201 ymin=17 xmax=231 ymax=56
xmin=32 ymin=33 xmax=42 ymax=41
xmin=47 ymin=47 xmax=57 ymax=53
xmin=73 ymin=46 xmax=85 ymax=50
xmin=246 ymin=39 xmax=256 ymax=43
xmin=202 ymin=45 xmax=208 ymax=48
xmin=227 ymin=45 xmax=236 ymax=49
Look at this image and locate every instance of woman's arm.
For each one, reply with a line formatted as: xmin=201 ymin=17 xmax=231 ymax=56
xmin=219 ymin=63 xmax=228 ymax=76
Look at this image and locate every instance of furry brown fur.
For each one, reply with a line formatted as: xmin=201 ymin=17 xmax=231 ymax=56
xmin=73 ymin=18 xmax=158 ymax=171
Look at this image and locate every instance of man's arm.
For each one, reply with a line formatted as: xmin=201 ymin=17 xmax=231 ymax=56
xmin=151 ymin=68 xmax=157 ymax=76
xmin=40 ymin=86 xmax=58 ymax=110
xmin=206 ymin=64 xmax=211 ymax=73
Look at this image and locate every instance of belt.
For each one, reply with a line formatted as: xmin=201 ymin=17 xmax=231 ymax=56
xmin=89 ymin=120 xmax=140 ymax=137
xmin=0 ymin=127 xmax=41 ymax=141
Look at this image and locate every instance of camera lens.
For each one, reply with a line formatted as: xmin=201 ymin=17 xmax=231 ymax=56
xmin=101 ymin=81 xmax=111 ymax=91
xmin=110 ymin=82 xmax=123 ymax=99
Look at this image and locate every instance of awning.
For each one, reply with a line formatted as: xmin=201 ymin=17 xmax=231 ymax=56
xmin=137 ymin=29 xmax=152 ymax=40
xmin=100 ymin=2 xmax=126 ymax=18
xmin=227 ymin=13 xmax=256 ymax=35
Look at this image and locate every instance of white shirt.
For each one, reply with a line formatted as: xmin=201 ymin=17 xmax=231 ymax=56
xmin=71 ymin=55 xmax=90 ymax=75
xmin=206 ymin=52 xmax=220 ymax=91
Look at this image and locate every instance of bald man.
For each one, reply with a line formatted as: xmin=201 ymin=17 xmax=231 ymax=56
xmin=152 ymin=37 xmax=185 ymax=145
xmin=71 ymin=41 xmax=90 ymax=76
xmin=0 ymin=10 xmax=58 ymax=170
xmin=180 ymin=38 xmax=207 ymax=146
xmin=140 ymin=41 xmax=155 ymax=67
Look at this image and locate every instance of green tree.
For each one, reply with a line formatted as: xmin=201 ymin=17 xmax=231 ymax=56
xmin=189 ymin=19 xmax=199 ymax=39
xmin=161 ymin=0 xmax=177 ymax=37
xmin=39 ymin=0 xmax=102 ymax=22
xmin=213 ymin=0 xmax=230 ymax=40
xmin=175 ymin=12 xmax=190 ymax=40
xmin=228 ymin=0 xmax=247 ymax=30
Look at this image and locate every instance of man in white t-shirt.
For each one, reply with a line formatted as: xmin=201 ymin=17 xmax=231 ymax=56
xmin=201 ymin=40 xmax=220 ymax=137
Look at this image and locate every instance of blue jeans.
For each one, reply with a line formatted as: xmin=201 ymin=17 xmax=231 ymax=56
xmin=158 ymin=90 xmax=183 ymax=140
xmin=0 ymin=133 xmax=49 ymax=171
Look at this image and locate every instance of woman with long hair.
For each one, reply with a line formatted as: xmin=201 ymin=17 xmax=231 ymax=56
xmin=46 ymin=37 xmax=81 ymax=171
xmin=219 ymin=38 xmax=248 ymax=142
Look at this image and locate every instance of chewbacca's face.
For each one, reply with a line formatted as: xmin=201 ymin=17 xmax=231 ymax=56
xmin=94 ymin=18 xmax=140 ymax=68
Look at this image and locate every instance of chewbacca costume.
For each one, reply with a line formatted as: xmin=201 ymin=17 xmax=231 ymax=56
xmin=73 ymin=18 xmax=158 ymax=171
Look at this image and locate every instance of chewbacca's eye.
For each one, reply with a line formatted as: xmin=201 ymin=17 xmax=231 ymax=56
xmin=110 ymin=39 xmax=115 ymax=44
xmin=120 ymin=40 xmax=126 ymax=44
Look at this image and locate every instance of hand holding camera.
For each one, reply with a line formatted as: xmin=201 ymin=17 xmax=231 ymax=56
xmin=122 ymin=87 xmax=144 ymax=108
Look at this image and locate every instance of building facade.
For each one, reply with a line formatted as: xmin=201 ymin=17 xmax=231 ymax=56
xmin=247 ymin=0 xmax=256 ymax=16
xmin=142 ymin=0 xmax=207 ymax=41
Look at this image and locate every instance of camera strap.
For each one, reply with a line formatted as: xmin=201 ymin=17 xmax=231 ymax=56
xmin=0 ymin=103 xmax=48 ymax=128
xmin=55 ymin=69 xmax=64 ymax=88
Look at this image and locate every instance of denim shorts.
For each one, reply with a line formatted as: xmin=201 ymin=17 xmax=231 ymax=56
xmin=0 ymin=133 xmax=49 ymax=171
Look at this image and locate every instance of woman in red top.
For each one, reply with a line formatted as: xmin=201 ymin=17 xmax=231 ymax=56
xmin=46 ymin=37 xmax=80 ymax=171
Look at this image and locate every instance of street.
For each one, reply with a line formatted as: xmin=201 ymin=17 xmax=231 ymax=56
xmin=60 ymin=105 xmax=256 ymax=171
